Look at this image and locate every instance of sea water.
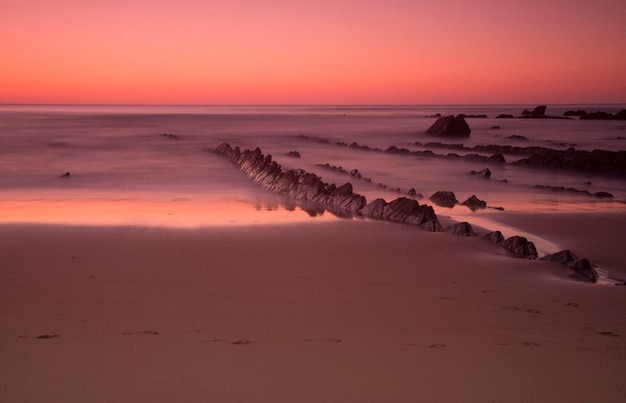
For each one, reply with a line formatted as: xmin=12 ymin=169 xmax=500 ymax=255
xmin=1 ymin=104 xmax=625 ymax=228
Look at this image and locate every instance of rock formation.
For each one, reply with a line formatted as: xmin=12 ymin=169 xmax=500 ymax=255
xmin=429 ymin=191 xmax=458 ymax=208
xmin=482 ymin=230 xmax=505 ymax=244
xmin=424 ymin=115 xmax=471 ymax=137
xmin=444 ymin=222 xmax=476 ymax=236
xmin=469 ymin=168 xmax=491 ymax=179
xmin=461 ymin=195 xmax=487 ymax=210
xmin=540 ymin=250 xmax=598 ymax=283
xmin=482 ymin=231 xmax=538 ymax=259
xmin=214 ymin=143 xmax=441 ymax=230
xmin=502 ymin=236 xmax=538 ymax=258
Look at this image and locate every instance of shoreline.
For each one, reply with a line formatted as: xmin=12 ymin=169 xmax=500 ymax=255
xmin=1 ymin=219 xmax=625 ymax=402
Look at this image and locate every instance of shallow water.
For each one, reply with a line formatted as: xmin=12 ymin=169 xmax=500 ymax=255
xmin=1 ymin=104 xmax=625 ymax=228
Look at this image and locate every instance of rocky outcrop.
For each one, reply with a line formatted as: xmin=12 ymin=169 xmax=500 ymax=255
xmin=461 ymin=195 xmax=487 ymax=210
xmin=424 ymin=115 xmax=471 ymax=137
xmin=214 ymin=143 xmax=441 ymax=230
xmin=502 ymin=236 xmax=538 ymax=259
xmin=360 ymin=197 xmax=441 ymax=231
xmin=566 ymin=109 xmax=626 ymax=120
xmin=521 ymin=105 xmax=547 ymax=118
xmin=520 ymin=105 xmax=569 ymax=119
xmin=469 ymin=168 xmax=491 ymax=179
xmin=429 ymin=191 xmax=458 ymax=208
xmin=483 ymin=230 xmax=505 ymax=244
xmin=444 ymin=222 xmax=476 ymax=236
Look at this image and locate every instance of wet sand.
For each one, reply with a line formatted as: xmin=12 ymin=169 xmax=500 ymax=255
xmin=1 ymin=216 xmax=625 ymax=402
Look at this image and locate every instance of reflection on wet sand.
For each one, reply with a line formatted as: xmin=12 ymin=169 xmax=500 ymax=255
xmin=0 ymin=196 xmax=339 ymax=228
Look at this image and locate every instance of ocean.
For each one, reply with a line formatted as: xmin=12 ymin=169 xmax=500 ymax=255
xmin=1 ymin=104 xmax=625 ymax=230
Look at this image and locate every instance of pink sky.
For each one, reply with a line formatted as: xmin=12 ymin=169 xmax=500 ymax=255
xmin=2 ymin=0 xmax=626 ymax=105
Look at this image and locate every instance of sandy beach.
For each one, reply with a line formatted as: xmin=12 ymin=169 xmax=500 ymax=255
xmin=2 ymin=213 xmax=625 ymax=402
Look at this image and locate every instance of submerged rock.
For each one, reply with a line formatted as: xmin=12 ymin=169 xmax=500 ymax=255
xmin=469 ymin=168 xmax=491 ymax=179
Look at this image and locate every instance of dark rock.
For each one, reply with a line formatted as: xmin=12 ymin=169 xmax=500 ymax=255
xmin=540 ymin=250 xmax=578 ymax=264
xmin=483 ymin=231 xmax=505 ymax=244
xmin=407 ymin=188 xmax=417 ymax=196
xmin=214 ymin=143 xmax=441 ymax=230
xmin=521 ymin=105 xmax=546 ymax=118
xmin=614 ymin=110 xmax=626 ymax=120
xmin=564 ymin=110 xmax=587 ymax=117
xmin=286 ymin=151 xmax=301 ymax=158
xmin=566 ymin=258 xmax=598 ymax=283
xmin=580 ymin=111 xmax=614 ymax=120
xmin=496 ymin=114 xmax=514 ymax=119
xmin=469 ymin=168 xmax=491 ymax=179
xmin=444 ymin=222 xmax=476 ymax=236
xmin=361 ymin=197 xmax=442 ymax=231
xmin=541 ymin=250 xmax=600 ymax=283
xmin=461 ymin=195 xmax=487 ymax=210
xmin=502 ymin=236 xmax=538 ymax=258
xmin=59 ymin=172 xmax=71 ymax=178
xmin=592 ymin=191 xmax=613 ymax=198
xmin=488 ymin=153 xmax=506 ymax=163
xmin=429 ymin=191 xmax=458 ymax=208
xmin=424 ymin=115 xmax=471 ymax=137
xmin=491 ymin=125 xmax=501 ymax=130
xmin=508 ymin=135 xmax=528 ymax=141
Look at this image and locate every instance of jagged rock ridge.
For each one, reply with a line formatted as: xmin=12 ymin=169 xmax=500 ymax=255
xmin=214 ymin=143 xmax=441 ymax=230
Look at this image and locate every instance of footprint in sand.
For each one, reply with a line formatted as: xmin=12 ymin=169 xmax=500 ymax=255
xmin=566 ymin=302 xmax=580 ymax=308
xmin=36 ymin=334 xmax=59 ymax=340
xmin=210 ymin=339 xmax=254 ymax=345
xmin=521 ymin=342 xmax=540 ymax=347
xmin=304 ymin=338 xmax=342 ymax=343
xmin=587 ymin=327 xmax=620 ymax=337
xmin=404 ymin=343 xmax=446 ymax=348
xmin=122 ymin=331 xmax=159 ymax=336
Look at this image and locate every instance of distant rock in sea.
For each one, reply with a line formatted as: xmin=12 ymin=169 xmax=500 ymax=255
xmin=424 ymin=115 xmax=471 ymax=137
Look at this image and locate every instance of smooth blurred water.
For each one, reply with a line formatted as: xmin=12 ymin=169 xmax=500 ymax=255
xmin=1 ymin=104 xmax=625 ymax=227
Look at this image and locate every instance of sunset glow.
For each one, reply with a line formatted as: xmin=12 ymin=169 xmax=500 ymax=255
xmin=2 ymin=0 xmax=626 ymax=104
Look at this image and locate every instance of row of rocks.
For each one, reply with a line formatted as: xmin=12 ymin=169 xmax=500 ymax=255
xmin=565 ymin=109 xmax=626 ymax=120
xmin=214 ymin=143 xmax=441 ymax=230
xmin=534 ymin=185 xmax=613 ymax=198
xmin=214 ymin=143 xmax=602 ymax=281
xmin=415 ymin=141 xmax=626 ymax=176
xmin=316 ymin=163 xmax=372 ymax=183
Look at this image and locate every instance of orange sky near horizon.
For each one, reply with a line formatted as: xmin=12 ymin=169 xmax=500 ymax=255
xmin=2 ymin=0 xmax=626 ymax=105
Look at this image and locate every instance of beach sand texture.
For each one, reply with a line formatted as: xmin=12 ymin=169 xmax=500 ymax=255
xmin=1 ymin=216 xmax=625 ymax=402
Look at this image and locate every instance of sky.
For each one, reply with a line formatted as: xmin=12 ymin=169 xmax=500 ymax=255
xmin=2 ymin=0 xmax=626 ymax=105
